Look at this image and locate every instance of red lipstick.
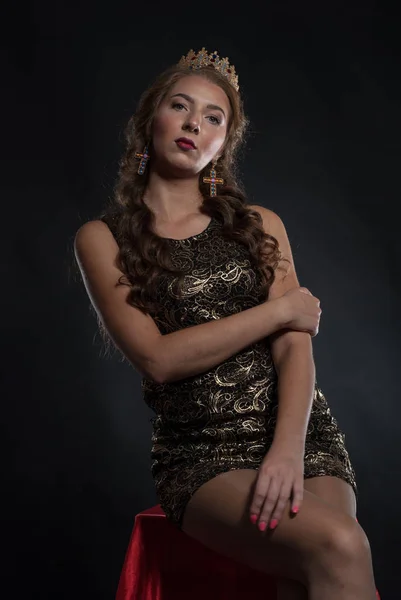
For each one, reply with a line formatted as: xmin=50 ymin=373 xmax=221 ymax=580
xmin=175 ymin=137 xmax=197 ymax=150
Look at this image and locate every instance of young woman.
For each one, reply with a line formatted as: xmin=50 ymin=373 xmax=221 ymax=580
xmin=74 ymin=48 xmax=378 ymax=599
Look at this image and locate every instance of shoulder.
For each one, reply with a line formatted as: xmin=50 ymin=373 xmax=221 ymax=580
xmin=249 ymin=203 xmax=298 ymax=295
xmin=248 ymin=204 xmax=288 ymax=240
xmin=75 ymin=218 xmax=115 ymax=243
xmin=249 ymin=204 xmax=285 ymax=235
xmin=74 ymin=219 xmax=118 ymax=263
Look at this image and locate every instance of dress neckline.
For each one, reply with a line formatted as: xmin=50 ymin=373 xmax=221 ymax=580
xmin=159 ymin=217 xmax=215 ymax=243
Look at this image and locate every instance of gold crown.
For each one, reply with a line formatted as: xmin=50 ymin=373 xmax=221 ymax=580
xmin=178 ymin=47 xmax=239 ymax=92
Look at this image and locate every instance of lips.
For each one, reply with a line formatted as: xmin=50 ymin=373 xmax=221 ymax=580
xmin=175 ymin=137 xmax=197 ymax=149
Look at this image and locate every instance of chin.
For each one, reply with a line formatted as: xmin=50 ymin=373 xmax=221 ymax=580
xmin=161 ymin=152 xmax=200 ymax=177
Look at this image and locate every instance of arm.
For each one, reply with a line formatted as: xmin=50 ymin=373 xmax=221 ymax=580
xmin=250 ymin=205 xmax=316 ymax=450
xmin=271 ymin=338 xmax=315 ymax=450
xmin=160 ymin=299 xmax=287 ymax=383
xmin=74 ymin=220 xmax=288 ymax=385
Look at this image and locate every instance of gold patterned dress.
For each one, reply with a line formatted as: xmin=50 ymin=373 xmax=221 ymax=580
xmin=105 ymin=214 xmax=357 ymax=530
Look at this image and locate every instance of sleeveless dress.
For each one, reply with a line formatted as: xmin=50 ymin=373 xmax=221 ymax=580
xmin=104 ymin=214 xmax=357 ymax=530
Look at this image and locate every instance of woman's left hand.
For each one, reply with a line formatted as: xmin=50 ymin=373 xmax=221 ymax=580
xmin=249 ymin=443 xmax=305 ymax=531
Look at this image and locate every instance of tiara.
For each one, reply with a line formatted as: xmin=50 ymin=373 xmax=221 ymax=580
xmin=178 ymin=47 xmax=239 ymax=92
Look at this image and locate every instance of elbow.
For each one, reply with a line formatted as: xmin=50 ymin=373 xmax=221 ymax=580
xmin=124 ymin=350 xmax=166 ymax=385
xmin=146 ymin=351 xmax=169 ymax=385
xmin=153 ymin=354 xmax=171 ymax=384
xmin=151 ymin=338 xmax=175 ymax=384
xmin=153 ymin=358 xmax=175 ymax=385
xmin=132 ymin=337 xmax=170 ymax=384
xmin=152 ymin=365 xmax=167 ymax=385
xmin=142 ymin=358 xmax=166 ymax=385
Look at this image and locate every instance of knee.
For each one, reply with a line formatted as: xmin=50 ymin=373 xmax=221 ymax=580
xmin=320 ymin=519 xmax=372 ymax=567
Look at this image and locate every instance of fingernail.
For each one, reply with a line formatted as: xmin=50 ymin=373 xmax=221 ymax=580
xmin=269 ymin=519 xmax=278 ymax=529
xmin=250 ymin=514 xmax=258 ymax=524
xmin=258 ymin=521 xmax=267 ymax=532
xmin=292 ymin=506 xmax=299 ymax=514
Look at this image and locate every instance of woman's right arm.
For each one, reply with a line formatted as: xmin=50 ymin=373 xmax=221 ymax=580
xmin=74 ymin=220 xmax=312 ymax=384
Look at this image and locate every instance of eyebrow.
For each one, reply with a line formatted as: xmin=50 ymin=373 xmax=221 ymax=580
xmin=170 ymin=93 xmax=226 ymax=118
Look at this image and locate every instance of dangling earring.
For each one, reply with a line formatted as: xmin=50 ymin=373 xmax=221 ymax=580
xmin=203 ymin=160 xmax=224 ymax=197
xmin=135 ymin=144 xmax=150 ymax=175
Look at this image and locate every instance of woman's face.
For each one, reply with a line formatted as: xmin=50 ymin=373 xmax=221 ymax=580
xmin=151 ymin=75 xmax=231 ymax=176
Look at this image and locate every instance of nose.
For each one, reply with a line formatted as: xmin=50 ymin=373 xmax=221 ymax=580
xmin=183 ymin=115 xmax=200 ymax=134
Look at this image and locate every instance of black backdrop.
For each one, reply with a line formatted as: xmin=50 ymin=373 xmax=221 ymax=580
xmin=4 ymin=2 xmax=400 ymax=598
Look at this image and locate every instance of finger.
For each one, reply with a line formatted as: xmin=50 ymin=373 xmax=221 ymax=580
xmin=249 ymin=475 xmax=271 ymax=522
xmin=270 ymin=479 xmax=292 ymax=525
xmin=258 ymin=478 xmax=280 ymax=530
xmin=291 ymin=478 xmax=304 ymax=515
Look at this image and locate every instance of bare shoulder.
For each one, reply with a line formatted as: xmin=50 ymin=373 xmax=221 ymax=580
xmin=74 ymin=219 xmax=120 ymax=275
xmin=74 ymin=219 xmax=115 ymax=253
xmin=248 ymin=204 xmax=286 ymax=238
xmin=75 ymin=219 xmax=110 ymax=236
xmin=248 ymin=204 xmax=299 ymax=299
xmin=248 ymin=205 xmax=314 ymax=352
xmin=74 ymin=218 xmax=163 ymax=382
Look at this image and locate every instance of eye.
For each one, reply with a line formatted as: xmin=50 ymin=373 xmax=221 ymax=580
xmin=207 ymin=115 xmax=221 ymax=125
xmin=172 ymin=102 xmax=186 ymax=110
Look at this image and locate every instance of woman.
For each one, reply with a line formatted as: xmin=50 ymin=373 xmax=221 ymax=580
xmin=74 ymin=48 xmax=378 ymax=599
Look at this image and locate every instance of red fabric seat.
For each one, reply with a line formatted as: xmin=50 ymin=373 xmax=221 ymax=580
xmin=115 ymin=504 xmax=277 ymax=600
xmin=115 ymin=505 xmax=381 ymax=600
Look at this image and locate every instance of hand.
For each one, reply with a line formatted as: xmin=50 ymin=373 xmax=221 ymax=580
xmin=249 ymin=444 xmax=304 ymax=531
xmin=278 ymin=287 xmax=322 ymax=337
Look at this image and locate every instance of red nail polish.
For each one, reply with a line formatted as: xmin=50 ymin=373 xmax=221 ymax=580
xmin=258 ymin=521 xmax=267 ymax=532
xmin=250 ymin=514 xmax=258 ymax=524
xmin=292 ymin=506 xmax=299 ymax=514
xmin=269 ymin=519 xmax=278 ymax=529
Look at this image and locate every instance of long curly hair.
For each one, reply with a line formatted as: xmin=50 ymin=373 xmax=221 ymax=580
xmin=95 ymin=62 xmax=288 ymax=351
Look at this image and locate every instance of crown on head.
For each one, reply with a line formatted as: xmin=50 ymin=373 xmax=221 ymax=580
xmin=178 ymin=47 xmax=239 ymax=92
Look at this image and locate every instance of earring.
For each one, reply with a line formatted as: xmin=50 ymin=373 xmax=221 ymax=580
xmin=135 ymin=144 xmax=150 ymax=175
xmin=203 ymin=160 xmax=224 ymax=197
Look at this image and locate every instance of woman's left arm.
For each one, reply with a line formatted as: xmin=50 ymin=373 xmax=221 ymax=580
xmin=270 ymin=331 xmax=315 ymax=451
xmin=248 ymin=204 xmax=319 ymax=529
xmin=248 ymin=203 xmax=316 ymax=446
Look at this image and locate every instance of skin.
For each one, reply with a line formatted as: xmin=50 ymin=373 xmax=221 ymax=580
xmin=144 ymin=74 xmax=231 ymax=226
xmin=141 ymin=75 xmax=375 ymax=598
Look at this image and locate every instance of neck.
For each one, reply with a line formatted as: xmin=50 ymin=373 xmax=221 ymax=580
xmin=143 ymin=168 xmax=204 ymax=223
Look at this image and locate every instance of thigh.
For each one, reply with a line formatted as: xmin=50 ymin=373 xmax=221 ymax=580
xmin=304 ymin=476 xmax=357 ymax=518
xmin=181 ymin=469 xmax=360 ymax=586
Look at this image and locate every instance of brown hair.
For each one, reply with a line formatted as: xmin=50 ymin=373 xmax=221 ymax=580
xmin=96 ymin=62 xmax=288 ymax=352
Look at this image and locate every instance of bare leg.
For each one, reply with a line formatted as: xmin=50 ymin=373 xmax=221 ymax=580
xmin=304 ymin=476 xmax=357 ymax=519
xmin=181 ymin=469 xmax=377 ymax=600
xmin=276 ymin=475 xmax=358 ymax=600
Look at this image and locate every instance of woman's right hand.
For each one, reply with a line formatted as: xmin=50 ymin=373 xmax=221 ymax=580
xmin=277 ymin=287 xmax=322 ymax=337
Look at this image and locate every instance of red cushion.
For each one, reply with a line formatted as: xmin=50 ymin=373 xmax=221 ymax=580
xmin=115 ymin=504 xmax=277 ymax=600
xmin=116 ymin=505 xmax=381 ymax=600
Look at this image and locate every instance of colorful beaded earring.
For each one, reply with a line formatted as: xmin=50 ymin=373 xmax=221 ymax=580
xmin=135 ymin=145 xmax=150 ymax=175
xmin=203 ymin=160 xmax=224 ymax=197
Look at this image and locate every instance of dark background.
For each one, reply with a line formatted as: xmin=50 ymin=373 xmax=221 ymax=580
xmin=3 ymin=2 xmax=400 ymax=598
